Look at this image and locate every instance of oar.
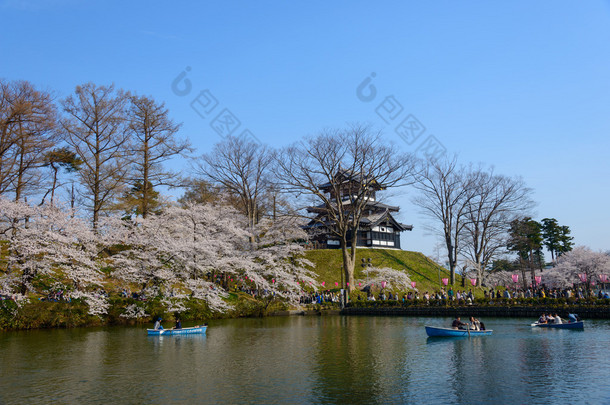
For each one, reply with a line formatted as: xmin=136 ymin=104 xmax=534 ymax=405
xmin=467 ymin=323 xmax=471 ymax=338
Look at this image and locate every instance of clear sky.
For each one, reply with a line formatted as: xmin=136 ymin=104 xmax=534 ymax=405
xmin=1 ymin=0 xmax=609 ymax=259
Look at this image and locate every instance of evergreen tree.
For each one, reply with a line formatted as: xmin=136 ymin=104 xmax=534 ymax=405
xmin=557 ymin=225 xmax=574 ymax=258
xmin=507 ymin=217 xmax=544 ymax=287
xmin=541 ymin=218 xmax=574 ymax=263
xmin=115 ymin=180 xmax=162 ymax=219
xmin=43 ymin=147 xmax=82 ymax=206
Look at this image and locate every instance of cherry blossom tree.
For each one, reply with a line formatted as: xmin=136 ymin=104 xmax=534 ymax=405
xmin=111 ymin=202 xmax=316 ymax=314
xmin=545 ymin=246 xmax=610 ymax=289
xmin=0 ymin=196 xmax=317 ymax=317
xmin=248 ymin=215 xmax=317 ymax=296
xmin=360 ymin=267 xmax=414 ymax=292
xmin=109 ymin=203 xmax=242 ymax=313
xmin=0 ymin=198 xmax=110 ymax=315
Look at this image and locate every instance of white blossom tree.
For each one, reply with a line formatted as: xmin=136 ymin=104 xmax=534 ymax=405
xmin=545 ymin=246 xmax=610 ymax=289
xmin=0 ymin=198 xmax=110 ymax=315
xmin=0 ymin=197 xmax=318 ymax=317
xmin=360 ymin=267 xmax=414 ymax=292
xmin=242 ymin=212 xmax=318 ymax=303
xmin=111 ymin=202 xmax=317 ymax=313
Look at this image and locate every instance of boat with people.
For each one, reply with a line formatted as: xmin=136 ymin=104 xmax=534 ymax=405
xmin=426 ymin=316 xmax=492 ymax=337
xmin=531 ymin=313 xmax=584 ymax=330
xmin=147 ymin=325 xmax=208 ymax=336
xmin=425 ymin=325 xmax=493 ymax=337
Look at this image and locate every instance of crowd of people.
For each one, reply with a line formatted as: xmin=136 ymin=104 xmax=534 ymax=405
xmin=346 ymin=286 xmax=610 ymax=305
xmin=300 ymin=291 xmax=342 ymax=305
xmin=484 ymin=286 xmax=597 ymax=300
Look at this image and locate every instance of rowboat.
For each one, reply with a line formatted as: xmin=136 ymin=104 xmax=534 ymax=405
xmin=147 ymin=325 xmax=207 ymax=336
xmin=425 ymin=326 xmax=493 ymax=337
xmin=531 ymin=314 xmax=584 ymax=330
xmin=530 ymin=321 xmax=584 ymax=330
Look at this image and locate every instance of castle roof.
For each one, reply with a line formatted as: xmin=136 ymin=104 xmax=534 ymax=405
xmin=304 ymin=209 xmax=412 ymax=232
xmin=306 ymin=200 xmax=399 ymax=214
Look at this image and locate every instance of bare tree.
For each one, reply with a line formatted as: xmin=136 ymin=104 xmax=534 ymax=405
xmin=0 ymin=80 xmax=57 ymax=200
xmin=123 ymin=94 xmax=191 ymax=218
xmin=412 ymin=156 xmax=475 ymax=285
xmin=195 ymin=135 xmax=273 ymax=231
xmin=462 ymin=169 xmax=534 ymax=285
xmin=0 ymin=79 xmax=22 ymax=195
xmin=274 ymin=125 xmax=415 ymax=292
xmin=60 ymin=83 xmax=130 ymax=229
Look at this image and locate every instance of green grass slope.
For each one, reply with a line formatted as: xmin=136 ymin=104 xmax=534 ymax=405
xmin=304 ymin=248 xmax=461 ymax=293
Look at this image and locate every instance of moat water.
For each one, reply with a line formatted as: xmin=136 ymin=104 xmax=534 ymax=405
xmin=2 ymin=315 xmax=610 ymax=404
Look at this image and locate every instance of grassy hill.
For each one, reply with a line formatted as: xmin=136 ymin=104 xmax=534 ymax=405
xmin=304 ymin=248 xmax=462 ymax=293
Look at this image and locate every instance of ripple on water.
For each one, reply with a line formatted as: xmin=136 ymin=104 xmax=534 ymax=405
xmin=2 ymin=317 xmax=610 ymax=404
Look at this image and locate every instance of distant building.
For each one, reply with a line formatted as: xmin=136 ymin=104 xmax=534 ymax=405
xmin=305 ymin=170 xmax=412 ymax=249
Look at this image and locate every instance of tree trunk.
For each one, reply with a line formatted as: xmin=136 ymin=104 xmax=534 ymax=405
xmin=50 ymin=165 xmax=58 ymax=207
xmin=142 ymin=136 xmax=150 ymax=218
xmin=445 ymin=236 xmax=456 ymax=285
xmin=14 ymin=121 xmax=25 ymax=202
xmin=340 ymin=237 xmax=355 ymax=293
xmin=520 ymin=263 xmax=528 ymax=291
xmin=93 ymin=140 xmax=101 ymax=230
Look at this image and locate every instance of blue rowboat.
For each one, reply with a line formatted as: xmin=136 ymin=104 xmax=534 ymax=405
xmin=530 ymin=321 xmax=584 ymax=330
xmin=147 ymin=325 xmax=207 ymax=336
xmin=425 ymin=326 xmax=493 ymax=337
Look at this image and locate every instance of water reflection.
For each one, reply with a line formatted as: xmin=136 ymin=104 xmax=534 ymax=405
xmin=2 ymin=317 xmax=610 ymax=404
xmin=310 ymin=316 xmax=385 ymax=404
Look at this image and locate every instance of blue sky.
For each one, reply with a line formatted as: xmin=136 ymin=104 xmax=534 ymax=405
xmin=1 ymin=1 xmax=609 ymax=258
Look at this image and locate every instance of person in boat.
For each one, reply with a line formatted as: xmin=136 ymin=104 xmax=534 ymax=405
xmin=568 ymin=314 xmax=580 ymax=323
xmin=174 ymin=318 xmax=182 ymax=329
xmin=469 ymin=316 xmax=481 ymax=331
xmin=538 ymin=313 xmax=548 ymax=324
xmin=154 ymin=317 xmax=164 ymax=330
xmin=547 ymin=314 xmax=555 ymax=324
xmin=452 ymin=316 xmax=466 ymax=330
xmin=553 ymin=313 xmax=563 ymax=324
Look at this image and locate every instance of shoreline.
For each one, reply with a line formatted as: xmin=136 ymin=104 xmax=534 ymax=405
xmin=340 ymin=305 xmax=610 ymax=319
xmin=2 ymin=301 xmax=609 ymax=332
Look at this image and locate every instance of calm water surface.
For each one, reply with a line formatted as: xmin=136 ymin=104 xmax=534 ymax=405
xmin=2 ymin=316 xmax=610 ymax=404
